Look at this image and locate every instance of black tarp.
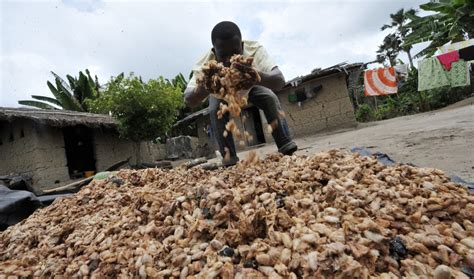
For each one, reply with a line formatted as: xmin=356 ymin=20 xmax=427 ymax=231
xmin=0 ymin=185 xmax=42 ymax=230
xmin=0 ymin=186 xmax=72 ymax=230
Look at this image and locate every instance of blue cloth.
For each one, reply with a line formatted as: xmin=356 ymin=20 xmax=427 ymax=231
xmin=351 ymin=147 xmax=396 ymax=166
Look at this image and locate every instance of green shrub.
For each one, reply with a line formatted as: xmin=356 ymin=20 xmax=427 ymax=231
xmin=87 ymin=73 xmax=184 ymax=164
xmin=355 ymin=104 xmax=375 ymax=122
xmin=88 ymin=73 xmax=183 ymax=142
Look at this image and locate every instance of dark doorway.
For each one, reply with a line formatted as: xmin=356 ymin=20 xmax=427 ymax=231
xmin=242 ymin=106 xmax=266 ymax=146
xmin=62 ymin=126 xmax=96 ymax=179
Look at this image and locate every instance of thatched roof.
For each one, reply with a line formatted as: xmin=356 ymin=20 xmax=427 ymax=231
xmin=0 ymin=107 xmax=117 ymax=129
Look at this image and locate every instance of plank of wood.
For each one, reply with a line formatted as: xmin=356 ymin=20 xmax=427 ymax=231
xmin=42 ymin=158 xmax=131 ymax=194
xmin=42 ymin=177 xmax=92 ymax=194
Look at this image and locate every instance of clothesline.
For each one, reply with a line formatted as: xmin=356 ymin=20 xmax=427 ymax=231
xmin=362 ymin=40 xmax=473 ymax=96
xmin=418 ymin=44 xmax=473 ymax=92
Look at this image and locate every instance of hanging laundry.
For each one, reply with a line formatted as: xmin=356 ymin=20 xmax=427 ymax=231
xmin=448 ymin=61 xmax=471 ymax=88
xmin=364 ymin=67 xmax=397 ymax=96
xmin=436 ymin=50 xmax=460 ymax=71
xmin=437 ymin=39 xmax=474 ymax=54
xmin=418 ymin=57 xmax=470 ymax=91
xmin=394 ymin=64 xmax=409 ymax=84
xmin=295 ymin=89 xmax=307 ymax=102
xmin=394 ymin=64 xmax=408 ymax=76
xmin=459 ymin=45 xmax=474 ymax=61
xmin=290 ymin=78 xmax=303 ymax=87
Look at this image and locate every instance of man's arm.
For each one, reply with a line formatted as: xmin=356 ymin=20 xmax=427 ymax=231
xmin=184 ymin=85 xmax=209 ymax=108
xmin=257 ymin=66 xmax=286 ymax=92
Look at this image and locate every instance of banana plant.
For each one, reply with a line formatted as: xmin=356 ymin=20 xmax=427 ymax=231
xmin=403 ymin=0 xmax=474 ymax=58
xmin=166 ymin=72 xmax=188 ymax=91
xmin=18 ymin=70 xmax=101 ymax=111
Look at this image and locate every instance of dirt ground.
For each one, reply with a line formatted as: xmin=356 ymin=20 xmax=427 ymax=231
xmin=223 ymin=97 xmax=474 ymax=182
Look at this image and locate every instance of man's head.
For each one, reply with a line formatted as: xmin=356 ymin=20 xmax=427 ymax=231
xmin=211 ymin=21 xmax=243 ymax=66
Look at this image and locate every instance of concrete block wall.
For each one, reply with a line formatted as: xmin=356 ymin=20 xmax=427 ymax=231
xmin=278 ymin=73 xmax=357 ymax=137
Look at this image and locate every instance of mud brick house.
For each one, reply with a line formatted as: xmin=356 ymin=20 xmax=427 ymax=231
xmin=278 ymin=62 xmax=360 ymax=136
xmin=0 ymin=108 xmax=165 ymax=192
xmin=174 ymin=62 xmax=361 ymax=151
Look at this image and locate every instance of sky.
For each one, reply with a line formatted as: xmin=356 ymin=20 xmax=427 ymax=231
xmin=1 ymin=0 xmax=428 ymax=108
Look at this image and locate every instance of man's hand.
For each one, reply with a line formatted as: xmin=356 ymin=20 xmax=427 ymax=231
xmin=230 ymin=61 xmax=261 ymax=90
xmin=232 ymin=61 xmax=260 ymax=78
xmin=257 ymin=67 xmax=286 ymax=92
xmin=232 ymin=61 xmax=285 ymax=92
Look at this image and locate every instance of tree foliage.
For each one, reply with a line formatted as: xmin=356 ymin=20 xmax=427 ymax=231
xmin=87 ymin=73 xmax=183 ymax=142
xmin=379 ymin=8 xmax=416 ymax=68
xmin=377 ymin=33 xmax=402 ymax=67
xmin=18 ymin=70 xmax=100 ymax=111
xmin=357 ymin=1 xmax=474 ymax=122
xmin=404 ymin=0 xmax=474 ymax=58
xmin=168 ymin=72 xmax=209 ymax=137
xmin=167 ymin=72 xmax=189 ymax=91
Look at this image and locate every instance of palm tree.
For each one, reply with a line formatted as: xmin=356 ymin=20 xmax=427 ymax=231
xmin=381 ymin=8 xmax=416 ymax=68
xmin=377 ymin=33 xmax=402 ymax=67
xmin=18 ymin=70 xmax=100 ymax=111
xmin=403 ymin=0 xmax=474 ymax=58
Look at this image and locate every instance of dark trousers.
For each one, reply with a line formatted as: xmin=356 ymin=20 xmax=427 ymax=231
xmin=209 ymin=85 xmax=293 ymax=159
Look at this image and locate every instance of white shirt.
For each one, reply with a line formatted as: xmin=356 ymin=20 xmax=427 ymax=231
xmin=437 ymin=39 xmax=474 ymax=54
xmin=186 ymin=40 xmax=277 ymax=89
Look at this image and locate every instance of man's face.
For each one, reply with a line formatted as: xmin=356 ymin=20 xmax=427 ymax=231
xmin=213 ymin=35 xmax=243 ymax=67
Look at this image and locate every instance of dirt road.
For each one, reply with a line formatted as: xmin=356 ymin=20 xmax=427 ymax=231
xmin=233 ymin=98 xmax=474 ymax=182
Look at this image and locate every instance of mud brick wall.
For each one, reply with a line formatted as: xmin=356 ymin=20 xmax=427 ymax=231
xmin=0 ymin=120 xmax=70 ymax=191
xmin=0 ymin=120 xmax=39 ymax=179
xmin=0 ymin=121 xmax=166 ymax=192
xmin=31 ymin=124 xmax=70 ymax=189
xmin=94 ymin=129 xmax=166 ymax=169
xmin=278 ymin=72 xmax=357 ymax=137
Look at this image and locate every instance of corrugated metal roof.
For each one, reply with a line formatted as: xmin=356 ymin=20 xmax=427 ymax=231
xmin=173 ymin=108 xmax=209 ymax=127
xmin=284 ymin=62 xmax=364 ymax=88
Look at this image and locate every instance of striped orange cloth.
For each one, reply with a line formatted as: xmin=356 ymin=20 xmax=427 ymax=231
xmin=364 ymin=67 xmax=398 ymax=96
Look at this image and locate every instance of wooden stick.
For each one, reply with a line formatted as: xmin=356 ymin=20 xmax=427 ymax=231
xmin=42 ymin=177 xmax=92 ymax=193
xmin=42 ymin=158 xmax=131 ymax=194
